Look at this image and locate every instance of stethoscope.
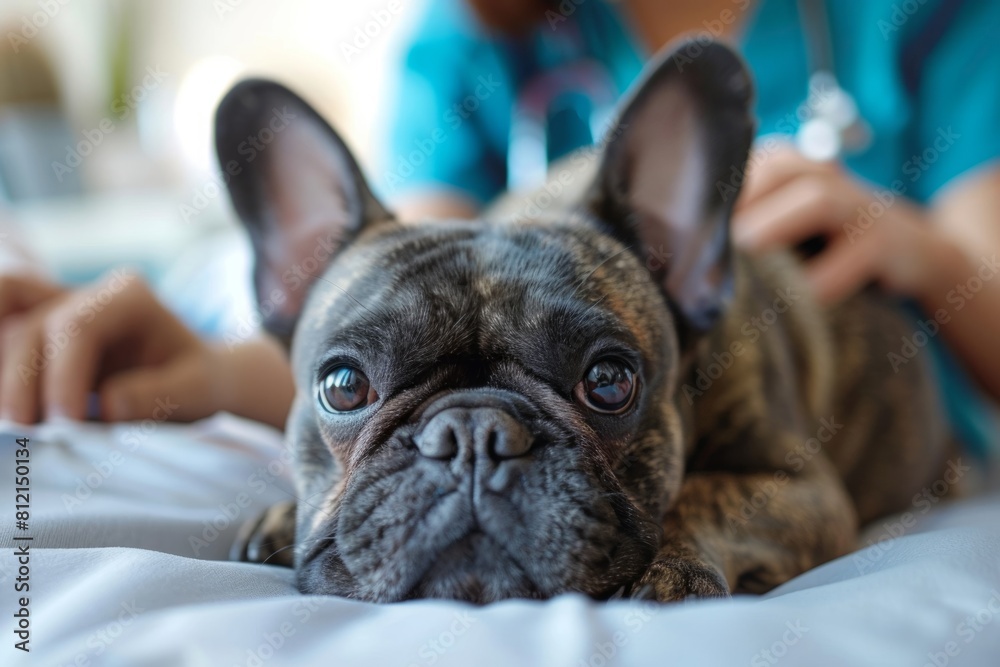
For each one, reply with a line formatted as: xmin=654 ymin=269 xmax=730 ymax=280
xmin=507 ymin=0 xmax=872 ymax=189
xmin=793 ymin=0 xmax=872 ymax=161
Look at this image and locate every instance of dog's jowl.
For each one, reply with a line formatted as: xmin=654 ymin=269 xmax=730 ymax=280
xmin=217 ymin=40 xmax=948 ymax=603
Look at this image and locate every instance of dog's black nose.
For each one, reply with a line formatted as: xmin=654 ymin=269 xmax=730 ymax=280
xmin=414 ymin=408 xmax=533 ymax=461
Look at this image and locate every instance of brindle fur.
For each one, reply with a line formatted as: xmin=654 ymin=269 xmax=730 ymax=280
xmin=647 ymin=253 xmax=949 ymax=596
xmin=219 ymin=41 xmax=949 ymax=602
xmin=490 ymin=169 xmax=950 ymax=598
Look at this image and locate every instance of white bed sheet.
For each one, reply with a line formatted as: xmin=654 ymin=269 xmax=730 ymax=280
xmin=1 ymin=415 xmax=999 ymax=667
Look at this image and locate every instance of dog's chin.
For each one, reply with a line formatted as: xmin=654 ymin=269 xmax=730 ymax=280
xmin=295 ymin=455 xmax=663 ymax=602
xmin=407 ymin=531 xmax=541 ymax=603
xmin=407 ymin=532 xmax=642 ymax=603
xmin=297 ymin=526 xmax=651 ymax=603
xmin=297 ymin=530 xmax=542 ymax=603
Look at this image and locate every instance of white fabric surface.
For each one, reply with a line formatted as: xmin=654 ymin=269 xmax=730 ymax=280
xmin=2 ymin=415 xmax=999 ymax=667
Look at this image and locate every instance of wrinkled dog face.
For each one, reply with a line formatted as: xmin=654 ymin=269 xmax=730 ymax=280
xmin=216 ymin=41 xmax=753 ymax=602
xmin=290 ymin=221 xmax=678 ymax=602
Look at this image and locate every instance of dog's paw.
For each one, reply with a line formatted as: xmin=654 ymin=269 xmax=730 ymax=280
xmin=229 ymin=500 xmax=297 ymax=567
xmin=629 ymin=556 xmax=730 ymax=603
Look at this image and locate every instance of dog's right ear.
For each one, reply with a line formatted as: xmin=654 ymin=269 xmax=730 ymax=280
xmin=215 ymin=79 xmax=392 ymax=344
xmin=586 ymin=41 xmax=754 ymax=339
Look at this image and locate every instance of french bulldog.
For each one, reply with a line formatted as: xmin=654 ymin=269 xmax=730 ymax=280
xmin=216 ymin=40 xmax=949 ymax=603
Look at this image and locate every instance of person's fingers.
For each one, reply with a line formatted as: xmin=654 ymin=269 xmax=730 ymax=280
xmin=41 ymin=272 xmax=158 ymax=420
xmin=0 ymin=269 xmax=202 ymax=423
xmin=0 ymin=274 xmax=63 ymax=320
xmin=802 ymin=235 xmax=877 ymax=305
xmin=99 ymin=354 xmax=214 ymax=423
xmin=737 ymin=145 xmax=839 ymax=212
xmin=0 ymin=313 xmax=44 ymax=423
xmin=733 ymin=175 xmax=856 ymax=253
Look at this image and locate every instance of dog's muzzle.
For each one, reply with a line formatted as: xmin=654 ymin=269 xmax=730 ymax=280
xmin=411 ymin=390 xmax=540 ymax=494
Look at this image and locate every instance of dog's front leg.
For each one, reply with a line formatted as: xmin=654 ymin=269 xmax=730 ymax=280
xmin=230 ymin=500 xmax=298 ymax=566
xmin=633 ymin=466 xmax=856 ymax=601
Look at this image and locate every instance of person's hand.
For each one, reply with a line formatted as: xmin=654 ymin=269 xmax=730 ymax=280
xmin=0 ymin=270 xmax=226 ymax=424
xmin=732 ymin=144 xmax=939 ymax=305
xmin=0 ymin=271 xmax=66 ymax=320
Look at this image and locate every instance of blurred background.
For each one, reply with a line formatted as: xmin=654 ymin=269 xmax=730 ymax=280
xmin=1 ymin=0 xmax=998 ymax=456
xmin=0 ymin=0 xmax=423 ymax=329
xmin=3 ymin=0 xmax=999 ymax=345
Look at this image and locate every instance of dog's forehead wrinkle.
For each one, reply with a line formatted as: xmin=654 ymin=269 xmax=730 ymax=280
xmin=295 ymin=220 xmax=664 ymax=396
xmin=465 ymin=229 xmax=631 ymax=361
xmin=303 ymin=263 xmax=380 ymax=334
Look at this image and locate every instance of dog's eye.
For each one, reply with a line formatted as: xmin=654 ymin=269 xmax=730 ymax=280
xmin=575 ymin=359 xmax=636 ymax=414
xmin=318 ymin=366 xmax=376 ymax=413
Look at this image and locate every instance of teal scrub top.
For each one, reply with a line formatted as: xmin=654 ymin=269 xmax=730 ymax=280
xmin=381 ymin=0 xmax=1000 ymax=456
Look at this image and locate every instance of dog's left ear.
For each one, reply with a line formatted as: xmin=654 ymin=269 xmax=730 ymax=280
xmin=589 ymin=41 xmax=754 ymax=335
xmin=215 ymin=79 xmax=392 ymax=344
